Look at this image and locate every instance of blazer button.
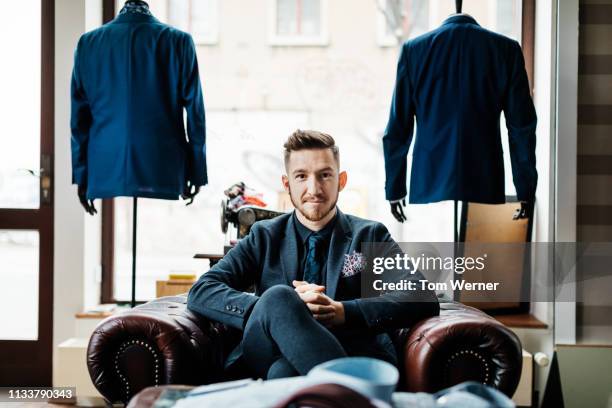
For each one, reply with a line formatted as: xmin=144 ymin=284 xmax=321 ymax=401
xmin=225 ymin=305 xmax=231 ymax=311
xmin=232 ymin=306 xmax=238 ymax=312
xmin=238 ymin=307 xmax=244 ymax=313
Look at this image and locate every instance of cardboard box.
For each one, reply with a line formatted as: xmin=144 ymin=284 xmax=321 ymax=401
xmin=156 ymin=279 xmax=195 ymax=298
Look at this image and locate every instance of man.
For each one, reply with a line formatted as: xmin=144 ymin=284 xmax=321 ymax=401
xmin=187 ymin=130 xmax=439 ymax=380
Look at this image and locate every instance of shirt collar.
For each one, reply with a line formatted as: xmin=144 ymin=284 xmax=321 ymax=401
xmin=294 ymin=210 xmax=337 ymax=245
xmin=119 ymin=1 xmax=152 ymax=16
xmin=442 ymin=14 xmax=480 ymax=27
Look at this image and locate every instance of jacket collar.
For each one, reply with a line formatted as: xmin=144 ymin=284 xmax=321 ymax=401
xmin=442 ymin=14 xmax=480 ymax=27
xmin=280 ymin=208 xmax=352 ymax=299
xmin=325 ymin=209 xmax=352 ymax=299
xmin=280 ymin=212 xmax=300 ymax=286
xmin=119 ymin=1 xmax=152 ymax=16
xmin=111 ymin=10 xmax=159 ymax=24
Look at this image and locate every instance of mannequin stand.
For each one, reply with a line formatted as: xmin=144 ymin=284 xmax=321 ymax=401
xmin=454 ymin=200 xmax=459 ymax=242
xmin=453 ymin=200 xmax=461 ymax=301
xmin=131 ymin=197 xmax=138 ymax=308
xmin=455 ymin=0 xmax=463 ymax=14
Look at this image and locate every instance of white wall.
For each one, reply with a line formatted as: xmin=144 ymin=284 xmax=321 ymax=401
xmin=554 ymin=0 xmax=579 ymax=345
xmin=521 ymin=0 xmax=560 ymax=403
xmin=53 ymin=0 xmax=102 ymax=386
xmin=83 ymin=0 xmax=103 ymax=312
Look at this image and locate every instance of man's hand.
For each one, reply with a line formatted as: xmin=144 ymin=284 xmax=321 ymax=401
xmin=292 ymin=280 xmax=345 ymax=328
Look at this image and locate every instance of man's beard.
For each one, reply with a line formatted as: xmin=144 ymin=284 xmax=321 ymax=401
xmin=289 ymin=187 xmax=338 ymax=222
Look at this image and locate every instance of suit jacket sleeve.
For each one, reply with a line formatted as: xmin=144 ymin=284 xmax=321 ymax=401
xmin=187 ymin=223 xmax=262 ymax=330
xmin=383 ymin=43 xmax=416 ymax=201
xmin=342 ymin=223 xmax=439 ymax=332
xmin=70 ymin=37 xmax=92 ymax=187
xmin=503 ymin=40 xmax=537 ymax=202
xmin=180 ymin=33 xmax=207 ymax=187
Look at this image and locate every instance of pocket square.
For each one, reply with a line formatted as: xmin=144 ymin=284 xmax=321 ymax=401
xmin=341 ymin=251 xmax=366 ymax=277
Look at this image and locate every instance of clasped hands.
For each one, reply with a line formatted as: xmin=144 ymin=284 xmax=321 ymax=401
xmin=292 ymin=280 xmax=344 ymax=328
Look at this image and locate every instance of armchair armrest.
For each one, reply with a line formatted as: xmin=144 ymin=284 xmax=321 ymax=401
xmin=87 ymin=296 xmax=240 ymax=404
xmin=399 ymin=301 xmax=523 ymax=397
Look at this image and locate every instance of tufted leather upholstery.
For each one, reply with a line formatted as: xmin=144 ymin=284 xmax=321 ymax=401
xmin=87 ymin=295 xmax=522 ymax=405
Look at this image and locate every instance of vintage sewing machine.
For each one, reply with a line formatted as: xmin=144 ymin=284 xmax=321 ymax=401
xmin=220 ymin=182 xmax=285 ymax=240
xmin=220 ymin=200 xmax=284 ymax=239
xmin=197 ymin=183 xmax=285 ymax=265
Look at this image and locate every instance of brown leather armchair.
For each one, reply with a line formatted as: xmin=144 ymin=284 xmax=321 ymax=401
xmin=87 ymin=295 xmax=522 ymax=405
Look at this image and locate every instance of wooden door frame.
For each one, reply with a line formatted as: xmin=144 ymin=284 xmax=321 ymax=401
xmin=0 ymin=0 xmax=54 ymax=386
xmin=522 ymin=0 xmax=536 ymax=94
xmin=101 ymin=0 xmax=117 ymax=304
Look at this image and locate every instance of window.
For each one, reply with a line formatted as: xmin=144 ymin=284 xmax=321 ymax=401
xmin=269 ymin=0 xmax=328 ymax=46
xmin=168 ymin=0 xmax=219 ymax=44
xmin=494 ymin=0 xmax=522 ymax=40
xmin=378 ymin=0 xmax=431 ymax=47
xmin=115 ymin=0 xmax=219 ymax=44
xmin=102 ymin=0 xmax=534 ymax=303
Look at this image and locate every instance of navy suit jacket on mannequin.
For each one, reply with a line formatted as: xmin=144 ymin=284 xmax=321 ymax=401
xmin=70 ymin=10 xmax=207 ymax=200
xmin=383 ymin=14 xmax=537 ymax=204
xmin=187 ymin=209 xmax=440 ymax=370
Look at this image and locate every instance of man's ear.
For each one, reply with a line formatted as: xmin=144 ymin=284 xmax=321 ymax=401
xmin=282 ymin=175 xmax=290 ymax=192
xmin=338 ymin=171 xmax=348 ymax=191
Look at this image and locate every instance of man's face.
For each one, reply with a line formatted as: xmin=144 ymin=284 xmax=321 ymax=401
xmin=282 ymin=148 xmax=347 ymax=222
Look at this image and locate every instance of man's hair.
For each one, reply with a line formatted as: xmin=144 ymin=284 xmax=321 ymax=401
xmin=283 ymin=129 xmax=340 ymax=169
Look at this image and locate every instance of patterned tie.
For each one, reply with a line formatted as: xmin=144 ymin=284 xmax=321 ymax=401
xmin=303 ymin=233 xmax=325 ymax=285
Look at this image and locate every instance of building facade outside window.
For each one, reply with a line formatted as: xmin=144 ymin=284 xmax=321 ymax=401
xmin=114 ymin=0 xmax=219 ymax=44
xmin=167 ymin=0 xmax=219 ymax=44
xmin=269 ymin=0 xmax=329 ymax=46
xmin=377 ymin=0 xmax=429 ymax=47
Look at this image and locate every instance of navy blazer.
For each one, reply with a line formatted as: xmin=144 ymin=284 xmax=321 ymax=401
xmin=383 ymin=15 xmax=537 ymax=204
xmin=71 ymin=11 xmax=207 ymax=200
xmin=187 ymin=209 xmax=439 ymax=368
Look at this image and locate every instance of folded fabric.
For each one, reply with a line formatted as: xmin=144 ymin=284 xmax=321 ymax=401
xmin=173 ymin=358 xmax=514 ymax=408
xmin=174 ymin=377 xmax=306 ymax=408
xmin=273 ymin=383 xmax=377 ymax=408
xmin=434 ymin=381 xmax=515 ymax=408
xmin=308 ymin=357 xmax=398 ymax=403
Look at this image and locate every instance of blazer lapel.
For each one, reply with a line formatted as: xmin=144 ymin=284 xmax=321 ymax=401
xmin=280 ymin=213 xmax=299 ymax=285
xmin=326 ymin=209 xmax=353 ymax=299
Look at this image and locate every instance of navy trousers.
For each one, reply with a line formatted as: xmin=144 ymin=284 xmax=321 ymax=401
xmin=241 ymin=285 xmax=347 ymax=379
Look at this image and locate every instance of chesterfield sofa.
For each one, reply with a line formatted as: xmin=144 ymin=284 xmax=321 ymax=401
xmin=87 ymin=295 xmax=523 ymax=405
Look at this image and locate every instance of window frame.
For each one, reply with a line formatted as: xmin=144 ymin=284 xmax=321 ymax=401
xmin=167 ymin=0 xmax=220 ymax=45
xmin=0 ymin=0 xmax=55 ymax=384
xmin=101 ymin=0 xmax=117 ymax=304
xmin=268 ymin=0 xmax=330 ymax=47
